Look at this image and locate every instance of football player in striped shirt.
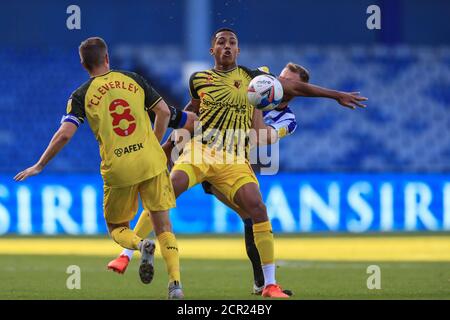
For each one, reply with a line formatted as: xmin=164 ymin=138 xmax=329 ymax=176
xmin=170 ymin=28 xmax=366 ymax=298
xmin=200 ymin=62 xmax=310 ymax=296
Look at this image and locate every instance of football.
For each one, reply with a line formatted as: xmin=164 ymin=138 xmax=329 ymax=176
xmin=247 ymin=74 xmax=283 ymax=111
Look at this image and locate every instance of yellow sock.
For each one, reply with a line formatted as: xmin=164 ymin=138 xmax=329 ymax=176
xmin=157 ymin=232 xmax=181 ymax=283
xmin=133 ymin=210 xmax=154 ymax=238
xmin=253 ymin=221 xmax=274 ymax=265
xmin=111 ymin=227 xmax=142 ymax=250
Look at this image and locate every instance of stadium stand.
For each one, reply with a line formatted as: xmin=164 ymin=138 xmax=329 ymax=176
xmin=1 ymin=45 xmax=449 ymax=173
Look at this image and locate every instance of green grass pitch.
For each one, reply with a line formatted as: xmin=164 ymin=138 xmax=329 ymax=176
xmin=0 ymin=254 xmax=448 ymax=299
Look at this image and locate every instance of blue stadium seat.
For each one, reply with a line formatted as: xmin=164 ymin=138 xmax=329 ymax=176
xmin=1 ymin=45 xmax=449 ymax=173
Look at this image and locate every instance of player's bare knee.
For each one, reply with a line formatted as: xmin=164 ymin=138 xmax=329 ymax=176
xmin=245 ymin=200 xmax=267 ymax=222
xmin=150 ymin=211 xmax=173 ymax=235
xmin=170 ymin=171 xmax=189 ymax=198
xmin=153 ymin=221 xmax=173 ymax=235
xmin=237 ymin=208 xmax=251 ymax=220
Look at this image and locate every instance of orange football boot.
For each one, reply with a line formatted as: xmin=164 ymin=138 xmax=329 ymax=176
xmin=262 ymin=284 xmax=290 ymax=298
xmin=107 ymin=254 xmax=130 ymax=274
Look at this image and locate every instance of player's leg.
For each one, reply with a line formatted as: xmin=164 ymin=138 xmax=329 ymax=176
xmin=104 ymin=184 xmax=147 ymax=250
xmin=208 ymin=164 xmax=288 ymax=298
xmin=107 ymin=223 xmax=155 ymax=279
xmin=233 ymin=182 xmax=289 ymax=298
xmin=132 ymin=210 xmax=154 ymax=245
xmin=107 ymin=222 xmax=143 ymax=250
xmin=105 ymin=193 xmax=156 ymax=282
xmin=107 ymin=210 xmax=154 ymax=274
xmin=206 ymin=183 xmax=265 ymax=291
xmin=140 ymin=169 xmax=183 ymax=299
xmin=208 ymin=182 xmax=293 ymax=296
xmin=170 ymin=169 xmax=190 ymax=198
xmin=149 ymin=209 xmax=183 ymax=299
xmin=171 ymin=142 xmax=208 ymax=198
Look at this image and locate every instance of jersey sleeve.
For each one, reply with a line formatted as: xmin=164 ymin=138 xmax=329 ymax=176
xmin=188 ymin=72 xmax=200 ymax=100
xmin=61 ymin=89 xmax=86 ymax=127
xmin=134 ymin=73 xmax=163 ymax=111
xmin=263 ymin=106 xmax=298 ymax=139
xmin=241 ymin=65 xmax=276 ymax=79
xmin=149 ymin=105 xmax=188 ymax=129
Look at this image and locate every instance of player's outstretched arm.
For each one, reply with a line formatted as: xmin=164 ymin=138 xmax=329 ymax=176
xmin=278 ymin=77 xmax=368 ymax=109
xmin=14 ymin=122 xmax=78 ymax=181
xmin=152 ymin=99 xmax=171 ymax=142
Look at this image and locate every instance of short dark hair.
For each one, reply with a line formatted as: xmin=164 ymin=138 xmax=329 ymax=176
xmin=211 ymin=28 xmax=238 ymax=46
xmin=78 ymin=37 xmax=108 ymax=71
xmin=285 ymin=62 xmax=310 ymax=83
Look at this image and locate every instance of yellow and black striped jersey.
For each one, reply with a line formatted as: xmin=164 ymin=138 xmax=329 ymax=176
xmin=189 ymin=65 xmax=268 ymax=160
xmin=63 ymin=70 xmax=166 ymax=187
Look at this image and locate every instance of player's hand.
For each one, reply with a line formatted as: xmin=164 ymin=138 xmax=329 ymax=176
xmin=14 ymin=164 xmax=43 ymax=181
xmin=336 ymin=92 xmax=367 ymax=109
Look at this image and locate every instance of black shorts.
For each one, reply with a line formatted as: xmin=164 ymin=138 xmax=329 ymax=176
xmin=201 ymin=181 xmax=213 ymax=195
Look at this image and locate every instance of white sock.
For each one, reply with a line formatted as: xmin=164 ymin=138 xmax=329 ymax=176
xmin=262 ymin=264 xmax=276 ymax=286
xmin=122 ymin=248 xmax=134 ymax=260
